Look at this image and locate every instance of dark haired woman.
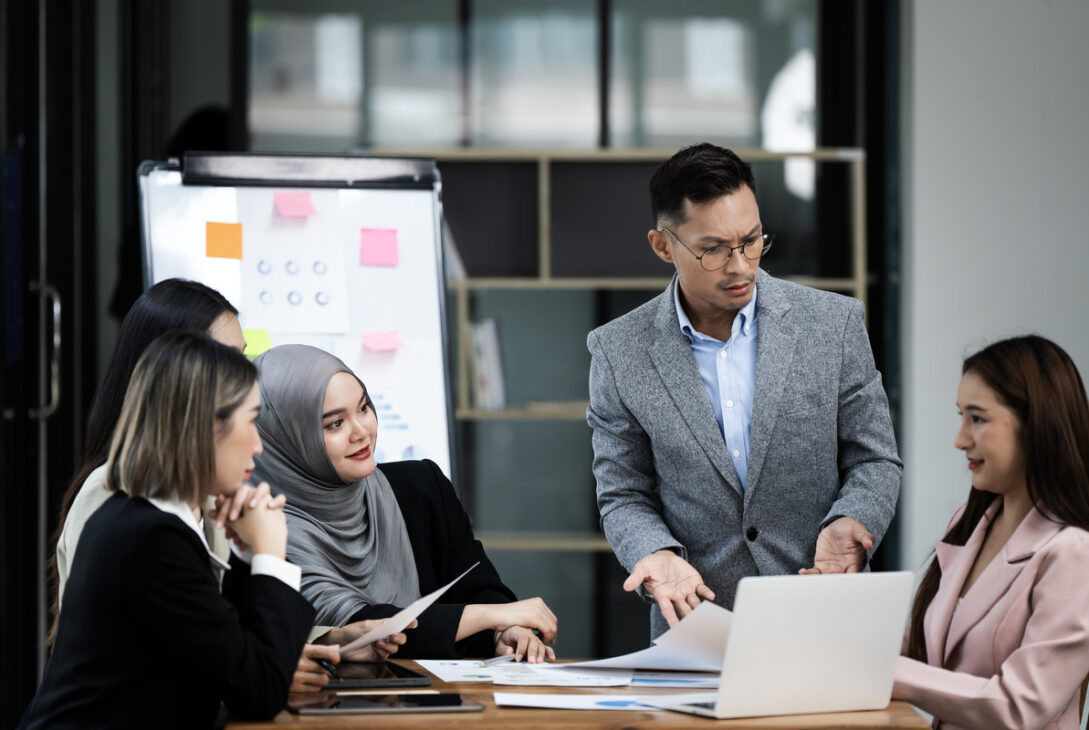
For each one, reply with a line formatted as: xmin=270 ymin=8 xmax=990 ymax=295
xmin=54 ymin=278 xmax=244 ymax=607
xmin=21 ymin=332 xmax=313 ymax=728
xmin=893 ymin=335 xmax=1089 ymax=729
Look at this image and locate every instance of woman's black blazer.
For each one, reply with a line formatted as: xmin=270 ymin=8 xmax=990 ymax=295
xmin=346 ymin=459 xmax=518 ymax=658
xmin=20 ymin=492 xmax=314 ymax=729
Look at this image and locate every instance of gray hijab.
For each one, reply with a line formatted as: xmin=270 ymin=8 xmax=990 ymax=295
xmin=251 ymin=344 xmax=421 ymax=627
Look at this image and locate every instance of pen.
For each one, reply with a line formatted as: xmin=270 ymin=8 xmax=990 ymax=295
xmin=316 ymin=658 xmax=342 ymax=680
xmin=483 ymin=654 xmax=517 ymax=667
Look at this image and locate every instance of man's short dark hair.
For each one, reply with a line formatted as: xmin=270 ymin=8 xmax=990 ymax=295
xmin=649 ymin=143 xmax=756 ymax=226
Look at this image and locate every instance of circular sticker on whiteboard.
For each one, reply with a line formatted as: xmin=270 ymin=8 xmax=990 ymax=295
xmin=315 ymin=291 xmax=330 ymax=306
xmin=285 ymin=260 xmax=300 ymax=275
xmin=257 ymin=260 xmax=272 ymax=275
xmin=287 ymin=291 xmax=302 ymax=306
xmin=259 ymin=290 xmax=273 ymax=305
xmin=313 ymin=261 xmax=327 ymax=275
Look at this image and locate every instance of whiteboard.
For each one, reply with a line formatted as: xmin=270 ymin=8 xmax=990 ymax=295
xmin=137 ymin=154 xmax=453 ymax=480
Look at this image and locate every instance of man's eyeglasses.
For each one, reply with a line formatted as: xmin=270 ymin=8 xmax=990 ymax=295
xmin=660 ymin=227 xmax=774 ymax=272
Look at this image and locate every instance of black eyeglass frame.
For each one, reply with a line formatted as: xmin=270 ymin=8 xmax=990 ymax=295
xmin=660 ymin=227 xmax=774 ymax=271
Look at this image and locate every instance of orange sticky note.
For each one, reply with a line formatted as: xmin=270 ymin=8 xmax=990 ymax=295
xmin=362 ymin=331 xmax=402 ymax=353
xmin=360 ymin=228 xmax=399 ymax=267
xmin=274 ymin=191 xmax=317 ymax=218
xmin=206 ymin=222 xmax=242 ymax=260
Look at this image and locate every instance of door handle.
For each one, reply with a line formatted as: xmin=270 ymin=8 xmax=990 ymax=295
xmin=30 ymin=281 xmax=61 ymax=419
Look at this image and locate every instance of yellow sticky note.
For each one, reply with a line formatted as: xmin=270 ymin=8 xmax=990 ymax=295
xmin=206 ymin=222 xmax=243 ymax=259
xmin=243 ymin=329 xmax=272 ymax=359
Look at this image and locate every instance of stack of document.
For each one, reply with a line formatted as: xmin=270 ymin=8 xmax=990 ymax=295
xmin=560 ymin=600 xmax=731 ymax=673
xmin=417 ymin=601 xmax=731 ymax=690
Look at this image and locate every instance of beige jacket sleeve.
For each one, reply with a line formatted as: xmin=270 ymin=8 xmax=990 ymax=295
xmin=56 ymin=464 xmax=114 ymax=607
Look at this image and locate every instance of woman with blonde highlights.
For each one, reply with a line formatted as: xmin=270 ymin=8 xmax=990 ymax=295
xmin=893 ymin=335 xmax=1089 ymax=729
xmin=21 ymin=332 xmax=314 ymax=728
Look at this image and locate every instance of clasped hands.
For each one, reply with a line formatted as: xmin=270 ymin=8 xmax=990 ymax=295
xmin=208 ymin=481 xmax=286 ymax=556
xmin=624 ymin=517 xmax=873 ymax=627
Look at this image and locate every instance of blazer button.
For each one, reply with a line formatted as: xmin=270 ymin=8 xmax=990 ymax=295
xmin=746 ymin=527 xmax=758 ymax=541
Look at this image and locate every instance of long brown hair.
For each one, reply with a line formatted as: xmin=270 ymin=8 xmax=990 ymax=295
xmin=906 ymin=335 xmax=1089 ymax=661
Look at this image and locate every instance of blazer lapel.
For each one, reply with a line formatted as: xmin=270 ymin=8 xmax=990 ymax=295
xmin=926 ymin=501 xmax=998 ymax=665
xmin=649 ymin=279 xmax=742 ymax=494
xmin=745 ymin=271 xmax=798 ymax=500
xmin=942 ymin=505 xmax=1064 ymax=664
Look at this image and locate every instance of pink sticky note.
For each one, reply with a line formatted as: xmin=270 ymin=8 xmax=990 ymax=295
xmin=274 ymin=191 xmax=317 ymax=218
xmin=360 ymin=228 xmax=399 ymax=267
xmin=362 ymin=331 xmax=403 ymax=353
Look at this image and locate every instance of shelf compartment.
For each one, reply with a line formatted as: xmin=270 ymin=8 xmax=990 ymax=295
xmin=478 ymin=531 xmax=612 ymax=552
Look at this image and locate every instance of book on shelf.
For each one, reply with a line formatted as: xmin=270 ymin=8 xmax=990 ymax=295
xmin=469 ymin=318 xmax=506 ymax=410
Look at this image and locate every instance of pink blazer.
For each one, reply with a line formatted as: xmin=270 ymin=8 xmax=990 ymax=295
xmin=893 ymin=500 xmax=1089 ymax=730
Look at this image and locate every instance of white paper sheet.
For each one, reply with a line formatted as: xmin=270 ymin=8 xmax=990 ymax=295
xmin=414 ymin=660 xmax=632 ymax=687
xmin=631 ymin=671 xmax=720 ymax=688
xmin=236 ymin=188 xmax=350 ymax=334
xmin=492 ymin=665 xmax=632 ymax=687
xmin=493 ymin=692 xmax=672 ymax=711
xmin=414 ymin=659 xmax=506 ymax=683
xmin=561 ymin=601 xmax=732 ymax=671
xmin=336 ymin=562 xmax=478 ymax=655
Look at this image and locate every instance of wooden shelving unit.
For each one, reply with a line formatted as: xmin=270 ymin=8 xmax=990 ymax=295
xmin=381 ymin=147 xmax=868 ymax=552
xmin=478 ymin=531 xmax=613 ymax=552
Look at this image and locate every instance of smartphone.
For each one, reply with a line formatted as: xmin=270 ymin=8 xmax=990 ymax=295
xmin=290 ymin=693 xmax=483 ymax=715
xmin=322 ymin=660 xmax=431 ymax=690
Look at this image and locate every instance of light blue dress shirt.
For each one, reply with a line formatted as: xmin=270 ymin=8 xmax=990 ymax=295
xmin=674 ymin=282 xmax=758 ymax=489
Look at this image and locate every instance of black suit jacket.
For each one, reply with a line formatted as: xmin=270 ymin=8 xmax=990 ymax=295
xmin=20 ymin=493 xmax=314 ymax=729
xmin=346 ymin=459 xmax=517 ymax=658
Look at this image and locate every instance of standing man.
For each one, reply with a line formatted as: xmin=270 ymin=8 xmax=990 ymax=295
xmin=587 ymin=143 xmax=901 ymax=638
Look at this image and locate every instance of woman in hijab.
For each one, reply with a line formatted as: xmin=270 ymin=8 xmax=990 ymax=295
xmin=253 ymin=344 xmax=557 ymax=663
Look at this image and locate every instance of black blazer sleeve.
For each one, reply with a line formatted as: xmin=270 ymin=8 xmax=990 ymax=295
xmin=128 ymin=523 xmax=315 ymax=720
xmin=353 ymin=459 xmax=517 ymax=658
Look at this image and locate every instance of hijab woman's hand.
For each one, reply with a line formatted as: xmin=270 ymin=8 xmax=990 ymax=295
xmin=494 ymin=626 xmax=556 ymax=664
xmin=487 ymin=597 xmax=558 ymax=644
xmin=317 ymin=619 xmax=418 ymax=662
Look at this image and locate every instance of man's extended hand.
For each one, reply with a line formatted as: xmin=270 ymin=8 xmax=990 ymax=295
xmin=800 ymin=517 xmax=874 ymax=574
xmin=623 ymin=549 xmax=715 ymax=627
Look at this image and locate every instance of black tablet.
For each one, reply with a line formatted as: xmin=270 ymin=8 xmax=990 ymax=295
xmin=322 ymin=661 xmax=431 ymax=690
xmin=290 ymin=693 xmax=483 ymax=715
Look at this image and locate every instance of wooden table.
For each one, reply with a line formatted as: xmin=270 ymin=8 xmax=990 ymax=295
xmin=226 ymin=661 xmax=928 ymax=729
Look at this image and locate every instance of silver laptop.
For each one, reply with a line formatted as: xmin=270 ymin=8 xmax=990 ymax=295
xmin=643 ymin=571 xmax=913 ymax=719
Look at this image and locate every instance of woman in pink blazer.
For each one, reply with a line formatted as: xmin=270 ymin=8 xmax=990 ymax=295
xmin=893 ymin=335 xmax=1089 ymax=730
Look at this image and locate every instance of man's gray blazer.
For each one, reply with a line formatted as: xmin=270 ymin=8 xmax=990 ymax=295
xmin=587 ymin=269 xmax=901 ymax=638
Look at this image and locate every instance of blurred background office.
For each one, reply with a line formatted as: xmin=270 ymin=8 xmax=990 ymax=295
xmin=2 ymin=1 xmax=1087 ymax=725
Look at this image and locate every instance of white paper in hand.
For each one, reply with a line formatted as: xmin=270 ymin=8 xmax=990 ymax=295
xmin=561 ymin=601 xmax=731 ymax=671
xmin=336 ymin=562 xmax=479 ymax=655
